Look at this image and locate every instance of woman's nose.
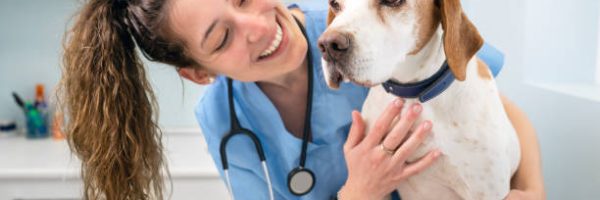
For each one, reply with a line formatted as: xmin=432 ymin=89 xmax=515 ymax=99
xmin=233 ymin=12 xmax=271 ymax=44
xmin=232 ymin=0 xmax=277 ymax=43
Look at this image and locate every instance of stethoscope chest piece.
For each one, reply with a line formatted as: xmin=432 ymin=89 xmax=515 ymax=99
xmin=288 ymin=167 xmax=315 ymax=196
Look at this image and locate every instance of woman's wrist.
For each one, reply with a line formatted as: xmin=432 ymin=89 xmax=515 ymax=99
xmin=337 ymin=183 xmax=385 ymax=200
xmin=337 ymin=185 xmax=359 ymax=200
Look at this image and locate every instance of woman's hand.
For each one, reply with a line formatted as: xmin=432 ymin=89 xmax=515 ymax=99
xmin=339 ymin=98 xmax=441 ymax=200
xmin=505 ymin=189 xmax=546 ymax=200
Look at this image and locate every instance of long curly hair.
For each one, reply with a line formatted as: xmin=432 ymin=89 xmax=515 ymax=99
xmin=59 ymin=0 xmax=196 ymax=199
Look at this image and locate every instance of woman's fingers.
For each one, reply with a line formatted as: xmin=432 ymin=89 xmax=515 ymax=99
xmin=392 ymin=121 xmax=432 ymax=162
xmin=398 ymin=149 xmax=441 ymax=179
xmin=345 ymin=111 xmax=366 ymax=152
xmin=363 ymin=98 xmax=404 ymax=147
xmin=342 ymin=100 xmax=439 ymax=198
xmin=381 ymin=103 xmax=422 ymax=153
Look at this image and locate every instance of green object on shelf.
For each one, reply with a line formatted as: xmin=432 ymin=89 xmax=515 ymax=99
xmin=24 ymin=102 xmax=48 ymax=138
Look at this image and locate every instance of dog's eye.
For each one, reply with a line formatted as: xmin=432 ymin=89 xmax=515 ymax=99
xmin=380 ymin=0 xmax=406 ymax=7
xmin=329 ymin=0 xmax=341 ymax=12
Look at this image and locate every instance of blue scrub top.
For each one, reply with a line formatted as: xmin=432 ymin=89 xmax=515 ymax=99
xmin=194 ymin=1 xmax=504 ymax=199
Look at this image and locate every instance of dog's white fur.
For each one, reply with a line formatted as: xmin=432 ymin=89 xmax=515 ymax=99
xmin=321 ymin=0 xmax=521 ymax=199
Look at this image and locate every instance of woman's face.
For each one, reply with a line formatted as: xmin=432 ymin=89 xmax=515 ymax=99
xmin=167 ymin=0 xmax=308 ymax=82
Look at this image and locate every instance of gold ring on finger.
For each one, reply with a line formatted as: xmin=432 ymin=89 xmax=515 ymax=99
xmin=380 ymin=144 xmax=396 ymax=155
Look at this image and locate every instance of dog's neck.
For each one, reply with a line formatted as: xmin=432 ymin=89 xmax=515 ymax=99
xmin=390 ymin=29 xmax=447 ymax=84
xmin=388 ymin=28 xmax=488 ymax=120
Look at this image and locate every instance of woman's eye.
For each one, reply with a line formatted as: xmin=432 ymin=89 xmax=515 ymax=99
xmin=380 ymin=0 xmax=406 ymax=7
xmin=237 ymin=0 xmax=246 ymax=7
xmin=215 ymin=29 xmax=229 ymax=51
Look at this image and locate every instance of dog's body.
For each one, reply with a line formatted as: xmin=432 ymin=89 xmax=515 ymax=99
xmin=318 ymin=0 xmax=520 ymax=199
xmin=361 ymin=32 xmax=520 ymax=199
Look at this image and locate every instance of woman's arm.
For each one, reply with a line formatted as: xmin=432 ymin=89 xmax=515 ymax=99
xmin=501 ymin=95 xmax=546 ymax=200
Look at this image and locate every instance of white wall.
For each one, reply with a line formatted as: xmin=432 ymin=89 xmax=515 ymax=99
xmin=0 ymin=0 xmax=205 ymax=130
xmin=464 ymin=0 xmax=600 ymax=199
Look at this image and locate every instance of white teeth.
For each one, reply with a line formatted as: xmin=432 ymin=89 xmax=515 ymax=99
xmin=259 ymin=24 xmax=283 ymax=58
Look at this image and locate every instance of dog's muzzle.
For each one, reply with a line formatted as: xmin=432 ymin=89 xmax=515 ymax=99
xmin=318 ymin=31 xmax=353 ymax=88
xmin=318 ymin=31 xmax=351 ymax=62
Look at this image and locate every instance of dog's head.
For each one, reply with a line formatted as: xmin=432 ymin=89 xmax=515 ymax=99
xmin=318 ymin=0 xmax=483 ymax=88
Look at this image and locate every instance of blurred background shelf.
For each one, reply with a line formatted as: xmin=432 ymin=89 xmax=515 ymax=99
xmin=0 ymin=133 xmax=228 ymax=200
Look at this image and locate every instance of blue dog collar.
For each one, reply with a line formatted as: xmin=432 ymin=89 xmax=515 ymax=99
xmin=382 ymin=61 xmax=455 ymax=103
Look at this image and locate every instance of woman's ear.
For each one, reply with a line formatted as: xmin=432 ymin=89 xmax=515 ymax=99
xmin=178 ymin=67 xmax=215 ymax=85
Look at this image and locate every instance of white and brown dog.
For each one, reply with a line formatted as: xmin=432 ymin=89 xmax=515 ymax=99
xmin=318 ymin=0 xmax=520 ymax=199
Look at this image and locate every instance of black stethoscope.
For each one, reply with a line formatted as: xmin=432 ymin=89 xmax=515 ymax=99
xmin=219 ymin=17 xmax=315 ymax=200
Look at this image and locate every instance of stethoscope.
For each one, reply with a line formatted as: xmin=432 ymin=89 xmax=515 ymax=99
xmin=219 ymin=17 xmax=315 ymax=200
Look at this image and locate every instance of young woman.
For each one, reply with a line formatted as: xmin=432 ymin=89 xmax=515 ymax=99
xmin=60 ymin=0 xmax=544 ymax=199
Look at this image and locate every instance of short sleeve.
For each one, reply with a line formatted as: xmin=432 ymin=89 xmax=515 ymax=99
xmin=477 ymin=42 xmax=505 ymax=77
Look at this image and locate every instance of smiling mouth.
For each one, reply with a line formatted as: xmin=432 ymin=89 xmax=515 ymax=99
xmin=258 ymin=21 xmax=283 ymax=60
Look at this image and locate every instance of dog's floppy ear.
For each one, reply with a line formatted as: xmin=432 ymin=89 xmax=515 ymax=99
xmin=439 ymin=0 xmax=483 ymax=81
xmin=327 ymin=8 xmax=336 ymax=25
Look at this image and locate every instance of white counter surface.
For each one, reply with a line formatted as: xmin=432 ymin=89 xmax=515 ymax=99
xmin=0 ymin=133 xmax=230 ymax=199
xmin=0 ymin=133 xmax=220 ymax=180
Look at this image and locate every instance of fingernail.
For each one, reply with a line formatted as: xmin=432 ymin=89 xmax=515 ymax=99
xmin=394 ymin=98 xmax=403 ymax=107
xmin=423 ymin=121 xmax=431 ymax=130
xmin=413 ymin=104 xmax=422 ymax=113
xmin=434 ymin=150 xmax=441 ymax=157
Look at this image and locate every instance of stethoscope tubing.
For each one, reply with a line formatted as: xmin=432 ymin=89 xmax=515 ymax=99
xmin=221 ymin=78 xmax=274 ymax=200
xmin=218 ymin=16 xmax=313 ymax=199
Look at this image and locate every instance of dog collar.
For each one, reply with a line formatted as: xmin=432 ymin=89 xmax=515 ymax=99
xmin=382 ymin=61 xmax=455 ymax=103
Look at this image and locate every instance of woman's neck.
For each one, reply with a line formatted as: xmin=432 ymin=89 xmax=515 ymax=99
xmin=257 ymin=57 xmax=308 ymax=92
xmin=257 ymin=58 xmax=309 ymax=139
xmin=257 ymin=7 xmax=310 ymax=139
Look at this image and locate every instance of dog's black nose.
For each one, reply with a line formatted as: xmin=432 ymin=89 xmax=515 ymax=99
xmin=318 ymin=31 xmax=350 ymax=62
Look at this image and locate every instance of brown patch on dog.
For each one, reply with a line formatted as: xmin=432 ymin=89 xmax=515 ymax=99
xmin=374 ymin=1 xmax=387 ymax=24
xmin=477 ymin=58 xmax=492 ymax=80
xmin=327 ymin=8 xmax=336 ymax=25
xmin=409 ymin=1 xmax=442 ymax=55
xmin=440 ymin=0 xmax=484 ymax=81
